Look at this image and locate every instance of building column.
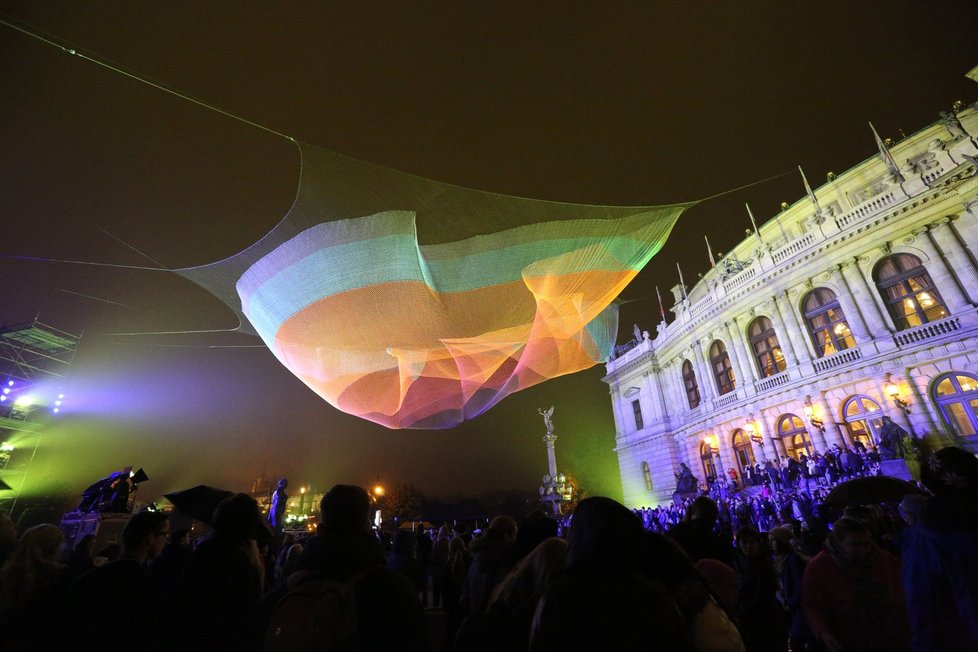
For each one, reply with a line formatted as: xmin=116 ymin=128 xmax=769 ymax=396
xmin=725 ymin=319 xmax=756 ymax=390
xmin=610 ymin=387 xmax=626 ymax=441
xmin=873 ymin=377 xmax=912 ymax=442
xmin=766 ymin=300 xmax=799 ymax=368
xmin=776 ymin=291 xmax=817 ymax=362
xmin=919 ymin=225 xmax=977 ymax=315
xmin=693 ymin=341 xmax=717 ymax=401
xmin=671 ymin=360 xmax=691 ymax=412
xmin=757 ymin=408 xmax=782 ymax=461
xmin=803 ymin=393 xmax=829 ymax=452
xmin=644 ymin=369 xmax=667 ymax=425
xmin=828 ymin=267 xmax=873 ymax=344
xmin=839 ymin=259 xmax=892 ymax=339
xmin=927 ymin=218 xmax=978 ymax=305
xmin=815 ymin=390 xmax=847 ymax=449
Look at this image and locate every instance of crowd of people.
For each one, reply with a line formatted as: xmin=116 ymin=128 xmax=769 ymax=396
xmin=637 ymin=443 xmax=890 ymax=537
xmin=0 ymin=446 xmax=976 ymax=651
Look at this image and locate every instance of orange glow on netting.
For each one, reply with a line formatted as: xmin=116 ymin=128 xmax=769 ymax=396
xmin=179 ymin=142 xmax=689 ymax=428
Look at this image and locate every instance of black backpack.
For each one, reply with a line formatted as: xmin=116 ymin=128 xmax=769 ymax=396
xmin=264 ymin=570 xmax=365 ymax=652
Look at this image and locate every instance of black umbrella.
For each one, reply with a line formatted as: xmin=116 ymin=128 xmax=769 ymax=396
xmin=163 ymin=485 xmax=234 ymax=524
xmin=163 ymin=485 xmax=277 ymax=544
xmin=824 ymin=475 xmax=926 ymax=508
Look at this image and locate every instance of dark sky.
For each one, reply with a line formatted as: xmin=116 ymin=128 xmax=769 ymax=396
xmin=1 ymin=2 xmax=976 ymax=503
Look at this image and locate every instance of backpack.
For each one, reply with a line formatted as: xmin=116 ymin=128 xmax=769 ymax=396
xmin=264 ymin=570 xmax=365 ymax=652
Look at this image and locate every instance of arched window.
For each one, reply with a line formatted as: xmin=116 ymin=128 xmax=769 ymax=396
xmin=682 ymin=359 xmax=700 ymax=408
xmin=842 ymin=395 xmax=885 ymax=449
xmin=731 ymin=429 xmax=756 ymax=476
xmin=932 ymin=372 xmax=978 ymax=441
xmin=748 ymin=317 xmax=786 ymax=378
xmin=700 ymin=441 xmax=717 ymax=482
xmin=709 ymin=340 xmax=736 ymax=395
xmin=803 ymin=288 xmax=856 ymax=357
xmin=642 ymin=461 xmax=653 ymax=491
xmin=874 ymin=253 xmax=948 ymax=330
xmin=777 ymin=414 xmax=813 ymax=460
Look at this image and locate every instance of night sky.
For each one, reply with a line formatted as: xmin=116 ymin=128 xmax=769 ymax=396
xmin=1 ymin=2 xmax=976 ymax=504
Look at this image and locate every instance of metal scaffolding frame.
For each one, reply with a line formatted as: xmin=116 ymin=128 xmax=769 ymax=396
xmin=0 ymin=319 xmax=81 ymax=514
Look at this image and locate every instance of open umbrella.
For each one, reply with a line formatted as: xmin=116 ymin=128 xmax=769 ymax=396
xmin=163 ymin=485 xmax=234 ymax=524
xmin=824 ymin=475 xmax=926 ymax=508
xmin=164 ymin=485 xmax=277 ymax=544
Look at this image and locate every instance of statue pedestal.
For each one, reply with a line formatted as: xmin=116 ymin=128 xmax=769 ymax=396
xmin=672 ymin=490 xmax=698 ymax=505
xmin=879 ymin=458 xmax=912 ymax=481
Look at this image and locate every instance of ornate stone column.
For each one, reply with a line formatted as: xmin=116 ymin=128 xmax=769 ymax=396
xmin=757 ymin=408 xmax=782 ymax=461
xmin=764 ymin=300 xmax=799 ymax=368
xmin=776 ymin=290 xmax=817 ymax=363
xmin=643 ymin=369 xmax=667 ymax=425
xmin=839 ymin=258 xmax=892 ymax=339
xmin=919 ymin=225 xmax=976 ymax=315
xmin=674 ymin=360 xmax=693 ymax=414
xmin=815 ymin=390 xmax=847 ymax=448
xmin=873 ymin=377 xmax=912 ymax=441
xmin=926 ymin=218 xmax=978 ymax=305
xmin=609 ymin=387 xmax=627 ymax=442
xmin=725 ymin=319 xmax=756 ymax=390
xmin=693 ymin=341 xmax=717 ymax=402
xmin=827 ymin=268 xmax=873 ymax=344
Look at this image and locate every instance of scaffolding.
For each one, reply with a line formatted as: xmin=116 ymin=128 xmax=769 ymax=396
xmin=0 ymin=319 xmax=81 ymax=514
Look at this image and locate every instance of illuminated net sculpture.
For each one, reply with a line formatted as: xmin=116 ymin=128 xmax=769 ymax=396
xmin=179 ymin=143 xmax=689 ymax=428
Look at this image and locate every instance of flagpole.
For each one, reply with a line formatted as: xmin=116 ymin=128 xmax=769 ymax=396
xmin=799 ymin=165 xmax=822 ymax=214
xmin=869 ymin=122 xmax=905 ymax=182
xmin=656 ymin=285 xmax=666 ymax=322
xmin=705 ymin=236 xmax=716 ymax=268
xmin=677 ymin=263 xmax=688 ymax=301
xmin=746 ymin=203 xmax=764 ymax=246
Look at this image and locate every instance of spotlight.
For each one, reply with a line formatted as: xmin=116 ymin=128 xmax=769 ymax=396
xmin=2 ymin=388 xmax=8 ymax=395
xmin=55 ymin=400 xmax=62 ymax=406
xmin=53 ymin=408 xmax=60 ymax=414
xmin=58 ymin=393 xmax=64 ymax=399
xmin=6 ymin=381 xmax=13 ymax=387
xmin=0 ymin=395 xmax=5 ymax=402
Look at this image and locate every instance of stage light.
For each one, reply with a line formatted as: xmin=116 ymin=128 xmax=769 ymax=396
xmin=53 ymin=408 xmax=60 ymax=414
xmin=0 ymin=396 xmax=5 ymax=402
xmin=55 ymin=400 xmax=62 ymax=406
xmin=2 ymin=388 xmax=9 ymax=395
xmin=58 ymin=393 xmax=64 ymax=399
xmin=6 ymin=381 xmax=13 ymax=387
xmin=14 ymin=395 xmax=34 ymax=407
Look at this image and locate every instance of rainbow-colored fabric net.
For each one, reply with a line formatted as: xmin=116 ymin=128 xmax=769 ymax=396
xmin=179 ymin=143 xmax=688 ymax=428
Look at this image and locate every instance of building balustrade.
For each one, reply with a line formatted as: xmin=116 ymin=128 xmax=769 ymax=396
xmin=812 ymin=347 xmax=862 ymax=373
xmin=834 ymin=189 xmax=898 ymax=230
xmin=755 ymin=369 xmax=791 ymax=392
xmin=772 ymin=232 xmax=818 ymax=265
xmin=893 ymin=315 xmax=961 ymax=347
xmin=713 ymin=391 xmax=740 ymax=409
xmin=723 ymin=265 xmax=757 ymax=292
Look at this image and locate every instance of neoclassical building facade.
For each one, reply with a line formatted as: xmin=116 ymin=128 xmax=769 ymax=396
xmin=604 ymin=100 xmax=978 ymax=508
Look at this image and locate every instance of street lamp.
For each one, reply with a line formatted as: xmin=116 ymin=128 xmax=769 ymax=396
xmin=886 ymin=383 xmax=911 ymax=414
xmin=745 ymin=420 xmax=762 ymax=445
xmin=803 ymin=401 xmax=825 ymax=433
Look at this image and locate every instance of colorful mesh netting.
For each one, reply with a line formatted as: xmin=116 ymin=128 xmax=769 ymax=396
xmin=178 ymin=142 xmax=689 ymax=428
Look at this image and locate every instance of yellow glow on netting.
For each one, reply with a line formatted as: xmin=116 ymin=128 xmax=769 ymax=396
xmin=179 ymin=142 xmax=689 ymax=428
